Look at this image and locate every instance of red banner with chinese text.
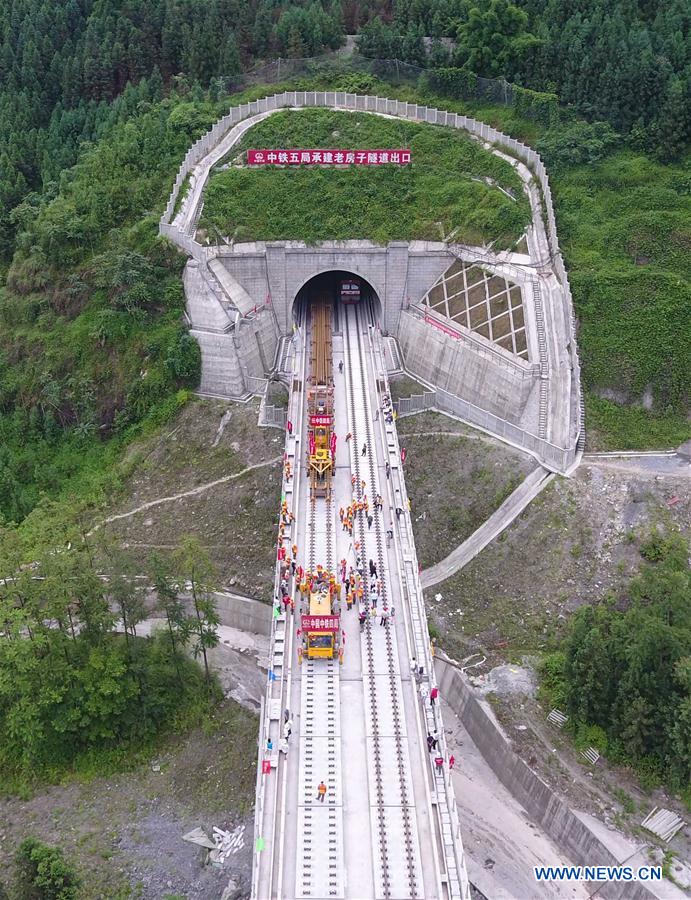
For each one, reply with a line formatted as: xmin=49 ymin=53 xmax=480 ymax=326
xmin=302 ymin=614 xmax=340 ymax=631
xmin=247 ymin=149 xmax=412 ymax=165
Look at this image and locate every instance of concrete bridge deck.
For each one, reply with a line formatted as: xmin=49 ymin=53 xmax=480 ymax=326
xmin=252 ymin=303 xmax=470 ymax=899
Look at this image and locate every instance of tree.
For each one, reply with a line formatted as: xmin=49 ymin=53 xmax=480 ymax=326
xmin=455 ymin=0 xmax=540 ymax=78
xmin=356 ymin=16 xmax=400 ymax=59
xmin=101 ymin=540 xmax=146 ymax=650
xmin=429 ymin=37 xmax=451 ymax=68
xmin=400 ymin=24 xmax=427 ymax=66
xmin=558 ymin=532 xmax=691 ymax=789
xmin=15 ymin=837 xmax=81 ymax=900
xmin=173 ymin=536 xmax=219 ymax=684
xmin=149 ymin=551 xmax=189 ymax=683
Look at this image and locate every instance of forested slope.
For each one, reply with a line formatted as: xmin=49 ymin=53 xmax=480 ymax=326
xmin=359 ymin=0 xmax=690 ymax=159
xmin=0 ymin=0 xmax=689 ymax=528
xmin=2 ymin=0 xmax=688 ymax=258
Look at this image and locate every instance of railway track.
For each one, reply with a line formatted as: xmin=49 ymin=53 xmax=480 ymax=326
xmin=343 ymin=303 xmax=420 ymax=899
xmin=296 ymin=306 xmax=343 ymax=900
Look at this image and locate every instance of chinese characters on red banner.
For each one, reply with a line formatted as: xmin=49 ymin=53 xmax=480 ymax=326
xmin=247 ymin=149 xmax=412 ymax=165
xmin=301 ymin=614 xmax=340 ymax=631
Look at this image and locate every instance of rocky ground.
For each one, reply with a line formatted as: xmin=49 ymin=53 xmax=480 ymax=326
xmin=103 ymin=398 xmax=284 ymax=599
xmin=396 ymin=412 xmax=536 ymax=569
xmin=423 ymin=451 xmax=690 ymax=665
xmin=0 ymin=701 xmax=258 ymax=900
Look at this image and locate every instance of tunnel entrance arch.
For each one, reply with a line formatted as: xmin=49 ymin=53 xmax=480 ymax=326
xmin=293 ymin=270 xmax=381 ymax=332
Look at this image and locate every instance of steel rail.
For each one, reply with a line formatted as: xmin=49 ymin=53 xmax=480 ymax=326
xmin=343 ymin=303 xmax=419 ymax=898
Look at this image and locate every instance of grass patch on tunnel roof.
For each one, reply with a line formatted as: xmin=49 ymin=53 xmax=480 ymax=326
xmin=199 ymin=109 xmax=530 ymax=248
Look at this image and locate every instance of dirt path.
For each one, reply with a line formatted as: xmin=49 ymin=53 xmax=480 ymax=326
xmin=582 ymin=453 xmax=690 ymax=478
xmin=96 ymin=456 xmax=282 ymax=529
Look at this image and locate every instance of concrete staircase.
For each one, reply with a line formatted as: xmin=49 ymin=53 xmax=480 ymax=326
xmin=532 ymin=280 xmax=549 ymax=439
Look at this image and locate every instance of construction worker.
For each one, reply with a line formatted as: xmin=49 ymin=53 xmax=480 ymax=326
xmin=316 ymin=781 xmax=327 ymax=802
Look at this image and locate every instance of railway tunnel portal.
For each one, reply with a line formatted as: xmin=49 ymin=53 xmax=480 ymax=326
xmin=293 ymin=270 xmax=382 ymax=332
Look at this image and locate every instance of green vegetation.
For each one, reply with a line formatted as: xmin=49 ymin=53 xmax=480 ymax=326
xmin=0 ymin=509 xmax=222 ymax=791
xmin=201 ymin=109 xmax=530 ymax=247
xmin=356 ymin=0 xmax=690 ymax=161
xmin=15 ymin=838 xmax=81 ymax=900
xmin=540 ymin=532 xmax=691 ymax=799
xmin=555 ymin=151 xmax=691 ymax=434
xmin=584 ymin=397 xmax=691 ymax=452
xmin=389 ymin=374 xmax=428 ymax=402
xmin=0 ymin=93 xmax=224 ymax=524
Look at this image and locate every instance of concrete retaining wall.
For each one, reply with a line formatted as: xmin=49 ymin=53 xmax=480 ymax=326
xmin=141 ymin=590 xmax=272 ymax=637
xmin=398 ymin=309 xmax=537 ymax=423
xmin=210 ymin=591 xmax=272 ymax=636
xmin=436 ymin=659 xmax=656 ymax=900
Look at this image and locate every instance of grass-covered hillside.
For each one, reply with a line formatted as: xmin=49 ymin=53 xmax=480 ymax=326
xmin=200 ymin=108 xmax=531 ymax=247
xmin=555 ymin=152 xmax=691 ymax=449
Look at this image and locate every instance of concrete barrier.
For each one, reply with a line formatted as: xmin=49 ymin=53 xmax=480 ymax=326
xmin=209 ymin=591 xmax=272 ymax=636
xmin=153 ymin=590 xmax=272 ymax=636
xmin=435 ymin=659 xmax=657 ymax=899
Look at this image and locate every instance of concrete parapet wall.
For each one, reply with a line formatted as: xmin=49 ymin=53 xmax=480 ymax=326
xmin=436 ymin=660 xmax=656 ymax=900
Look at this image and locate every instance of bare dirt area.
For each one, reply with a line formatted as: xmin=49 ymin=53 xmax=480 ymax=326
xmin=104 ymin=398 xmax=284 ymax=598
xmin=425 ymin=459 xmax=691 ymax=664
xmin=396 ymin=412 xmax=535 ymax=568
xmin=0 ymin=700 xmax=258 ymax=900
